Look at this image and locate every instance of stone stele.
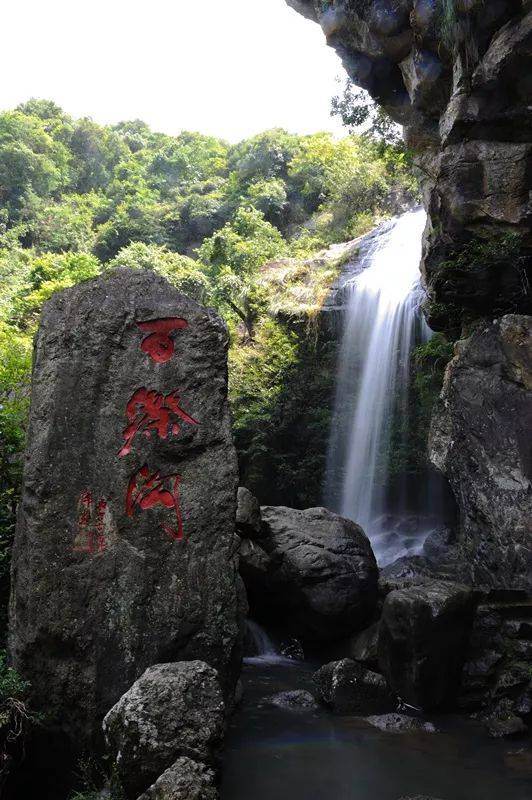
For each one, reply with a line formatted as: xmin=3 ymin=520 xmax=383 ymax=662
xmin=8 ymin=267 xmax=242 ymax=760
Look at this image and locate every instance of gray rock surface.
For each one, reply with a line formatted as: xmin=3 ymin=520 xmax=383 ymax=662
xmin=314 ymin=658 xmax=394 ymax=715
xmin=103 ymin=661 xmax=224 ymax=799
xmin=365 ymin=713 xmax=437 ymax=735
xmin=8 ymin=268 xmax=242 ymax=757
xmin=378 ymin=581 xmax=474 ymax=710
xmin=236 ymin=486 xmax=261 ymax=537
xmin=262 ymin=690 xmax=318 ymax=713
xmin=349 ymin=621 xmax=380 ymax=672
xmin=481 ymin=699 xmax=529 ymax=739
xmin=136 ymin=757 xmax=218 ymax=800
xmin=430 ymin=316 xmax=532 ymax=590
xmin=239 ymin=506 xmax=378 ymax=642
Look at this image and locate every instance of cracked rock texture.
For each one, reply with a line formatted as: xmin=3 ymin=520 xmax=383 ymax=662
xmin=104 ymin=662 xmax=224 ymax=799
xmin=430 ymin=315 xmax=532 ymax=589
xmin=8 ymin=268 xmax=242 ymax=764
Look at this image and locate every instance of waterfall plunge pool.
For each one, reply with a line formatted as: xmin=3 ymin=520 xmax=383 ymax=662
xmin=221 ymin=660 xmax=532 ymax=800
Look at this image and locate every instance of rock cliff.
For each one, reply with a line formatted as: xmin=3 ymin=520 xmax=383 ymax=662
xmin=286 ymin=0 xmax=531 ymax=329
xmin=430 ymin=314 xmax=532 ymax=589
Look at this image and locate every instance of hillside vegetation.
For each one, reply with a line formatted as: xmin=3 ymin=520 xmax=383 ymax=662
xmin=0 ymin=99 xmax=418 ymax=631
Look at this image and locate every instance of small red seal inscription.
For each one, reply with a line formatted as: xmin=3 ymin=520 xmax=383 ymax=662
xmin=126 ymin=465 xmax=184 ymax=541
xmin=137 ymin=317 xmax=188 ymax=363
xmin=73 ymin=491 xmax=108 ymax=554
xmin=118 ymin=388 xmax=199 ymax=458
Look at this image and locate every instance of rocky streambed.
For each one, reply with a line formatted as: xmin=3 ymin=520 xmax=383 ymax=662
xmin=221 ymin=657 xmax=532 ymax=800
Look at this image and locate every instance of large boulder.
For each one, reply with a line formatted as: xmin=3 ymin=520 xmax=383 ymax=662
xmin=429 ymin=316 xmax=532 ymax=590
xmin=313 ymin=658 xmax=394 ymax=715
xmin=378 ymin=581 xmax=474 ymax=710
xmin=137 ymin=757 xmax=218 ymax=800
xmin=103 ymin=661 xmax=224 ymax=799
xmin=239 ymin=506 xmax=378 ymax=642
xmin=8 ymin=269 xmax=242 ymax=767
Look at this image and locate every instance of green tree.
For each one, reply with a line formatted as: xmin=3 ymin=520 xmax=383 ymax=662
xmin=69 ymin=118 xmax=128 ymax=193
xmin=108 ymin=242 xmax=210 ymax=303
xmin=24 ymin=192 xmax=106 ymax=253
xmin=0 ymin=111 xmax=70 ymax=220
xmin=245 ymin=178 xmax=287 ymax=227
xmin=331 ymin=80 xmax=403 ymax=147
xmin=199 ymin=206 xmax=287 ymax=338
xmin=11 ymin=252 xmax=101 ymax=329
xmin=228 ymin=129 xmax=300 ymax=183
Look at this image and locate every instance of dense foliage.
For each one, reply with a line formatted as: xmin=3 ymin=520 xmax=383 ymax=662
xmin=0 ymin=100 xmax=418 ymax=631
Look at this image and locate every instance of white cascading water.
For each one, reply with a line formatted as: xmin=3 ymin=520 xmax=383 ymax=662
xmin=325 ymin=209 xmax=433 ymax=565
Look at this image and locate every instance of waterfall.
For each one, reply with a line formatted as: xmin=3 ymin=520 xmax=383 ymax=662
xmin=246 ymin=619 xmax=278 ymax=657
xmin=325 ymin=209 xmax=439 ymax=566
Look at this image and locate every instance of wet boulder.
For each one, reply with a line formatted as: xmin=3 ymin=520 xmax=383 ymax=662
xmin=378 ymin=581 xmax=475 ymax=710
xmin=481 ymin=699 xmax=529 ymax=739
xmin=8 ymin=268 xmax=242 ymax=770
xmin=366 ymin=714 xmax=437 ymax=735
xmin=136 ymin=757 xmax=218 ymax=800
xmin=239 ymin=506 xmax=378 ymax=642
xmin=263 ymin=690 xmax=318 ymax=713
xmin=313 ymin=658 xmax=394 ymax=715
xmin=103 ymin=661 xmax=224 ymax=799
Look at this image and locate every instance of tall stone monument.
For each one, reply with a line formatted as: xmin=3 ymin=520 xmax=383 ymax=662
xmin=9 ymin=268 xmax=242 ymax=758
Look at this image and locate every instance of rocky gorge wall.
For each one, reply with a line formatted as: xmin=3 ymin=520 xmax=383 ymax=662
xmin=287 ymin=0 xmax=532 ymax=588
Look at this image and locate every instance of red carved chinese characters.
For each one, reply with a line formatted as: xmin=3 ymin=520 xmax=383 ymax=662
xmin=73 ymin=491 xmax=108 ymax=554
xmin=118 ymin=388 xmax=199 ymax=458
xmin=126 ymin=466 xmax=183 ymax=541
xmin=137 ymin=317 xmax=188 ymax=363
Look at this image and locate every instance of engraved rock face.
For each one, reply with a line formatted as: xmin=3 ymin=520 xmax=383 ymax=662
xmin=8 ymin=268 xmax=243 ymax=767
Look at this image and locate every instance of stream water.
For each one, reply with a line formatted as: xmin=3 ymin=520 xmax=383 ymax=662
xmin=221 ymin=654 xmax=532 ymax=800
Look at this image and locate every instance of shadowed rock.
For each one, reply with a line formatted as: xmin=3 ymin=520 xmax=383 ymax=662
xmin=430 ymin=315 xmax=532 ymax=590
xmin=239 ymin=505 xmax=378 ymax=642
xmin=136 ymin=757 xmax=218 ymax=800
xmin=103 ymin=661 xmax=224 ymax=799
xmin=366 ymin=713 xmax=437 ymax=735
xmin=314 ymin=658 xmax=395 ymax=715
xmin=378 ymin=580 xmax=474 ymax=710
xmin=8 ymin=268 xmax=242 ymax=779
xmin=262 ymin=690 xmax=318 ymax=713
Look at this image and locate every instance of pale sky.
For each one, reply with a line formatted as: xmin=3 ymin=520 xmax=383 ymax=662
xmin=1 ymin=0 xmax=348 ymax=141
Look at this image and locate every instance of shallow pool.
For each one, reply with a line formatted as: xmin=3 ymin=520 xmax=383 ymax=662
xmin=221 ymin=660 xmax=532 ymax=800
